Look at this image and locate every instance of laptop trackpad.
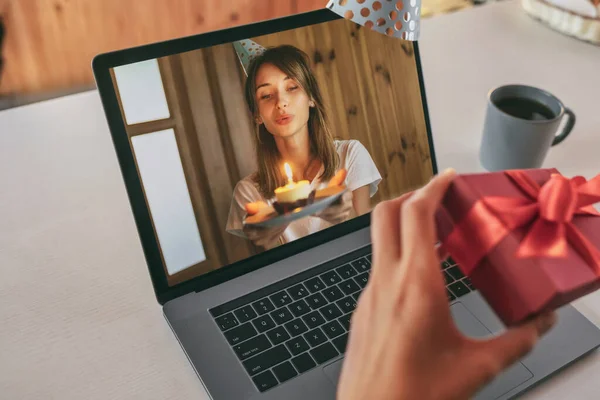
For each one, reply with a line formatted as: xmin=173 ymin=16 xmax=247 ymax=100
xmin=451 ymin=302 xmax=533 ymax=399
xmin=323 ymin=303 xmax=532 ymax=399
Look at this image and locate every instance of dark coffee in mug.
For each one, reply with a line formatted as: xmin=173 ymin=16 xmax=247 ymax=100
xmin=495 ymin=97 xmax=556 ymax=121
xmin=480 ymin=84 xmax=576 ymax=171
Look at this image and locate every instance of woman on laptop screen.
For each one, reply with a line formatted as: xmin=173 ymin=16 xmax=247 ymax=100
xmin=226 ymin=44 xmax=381 ymax=250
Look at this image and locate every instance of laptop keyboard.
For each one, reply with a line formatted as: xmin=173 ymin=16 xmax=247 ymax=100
xmin=209 ymin=246 xmax=475 ymax=393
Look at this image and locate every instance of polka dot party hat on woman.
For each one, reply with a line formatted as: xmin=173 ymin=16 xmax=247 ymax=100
xmin=326 ymin=0 xmax=421 ymax=40
xmin=233 ymin=39 xmax=267 ymax=76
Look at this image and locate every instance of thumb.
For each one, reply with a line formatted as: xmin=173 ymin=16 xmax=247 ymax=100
xmin=467 ymin=311 xmax=557 ymax=388
xmin=435 ymin=243 xmax=449 ymax=261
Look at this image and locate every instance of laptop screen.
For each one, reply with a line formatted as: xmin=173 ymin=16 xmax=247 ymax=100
xmin=109 ymin=17 xmax=433 ymax=287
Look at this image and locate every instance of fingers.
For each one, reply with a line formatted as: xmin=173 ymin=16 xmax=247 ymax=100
xmin=400 ymin=168 xmax=457 ymax=262
xmin=370 ymin=191 xmax=414 ymax=265
xmin=328 ymin=169 xmax=348 ymax=188
xmin=245 ymin=201 xmax=269 ymax=216
xmin=466 ymin=311 xmax=557 ymax=389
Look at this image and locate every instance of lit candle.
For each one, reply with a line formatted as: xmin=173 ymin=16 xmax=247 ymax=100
xmin=274 ymin=162 xmax=312 ymax=205
xmin=284 ymin=162 xmax=294 ymax=185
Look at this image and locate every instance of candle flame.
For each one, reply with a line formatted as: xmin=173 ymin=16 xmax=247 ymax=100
xmin=284 ymin=162 xmax=294 ymax=184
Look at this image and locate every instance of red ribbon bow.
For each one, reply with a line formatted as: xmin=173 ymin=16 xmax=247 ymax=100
xmin=445 ymin=170 xmax=600 ymax=276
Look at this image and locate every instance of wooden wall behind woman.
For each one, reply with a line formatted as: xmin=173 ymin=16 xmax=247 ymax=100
xmin=0 ymin=0 xmax=324 ymax=95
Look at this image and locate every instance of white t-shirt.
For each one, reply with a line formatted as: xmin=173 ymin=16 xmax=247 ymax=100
xmin=225 ymin=139 xmax=382 ymax=249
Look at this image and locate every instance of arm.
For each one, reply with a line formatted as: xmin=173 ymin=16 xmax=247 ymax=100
xmin=351 ymin=185 xmax=371 ymax=217
xmin=337 ymin=169 xmax=556 ymax=400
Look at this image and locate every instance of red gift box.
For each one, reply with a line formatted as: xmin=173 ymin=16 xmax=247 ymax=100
xmin=435 ymin=168 xmax=600 ymax=326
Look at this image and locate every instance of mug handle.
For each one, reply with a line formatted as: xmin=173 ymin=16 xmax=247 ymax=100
xmin=552 ymin=107 xmax=576 ymax=146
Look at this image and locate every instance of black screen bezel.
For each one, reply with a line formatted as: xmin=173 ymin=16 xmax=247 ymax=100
xmin=91 ymin=8 xmax=439 ymax=305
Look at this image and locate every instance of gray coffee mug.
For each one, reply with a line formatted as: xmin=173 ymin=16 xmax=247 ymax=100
xmin=479 ymin=84 xmax=575 ymax=171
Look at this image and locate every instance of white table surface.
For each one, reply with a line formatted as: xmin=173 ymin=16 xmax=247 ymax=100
xmin=1 ymin=1 xmax=600 ymax=399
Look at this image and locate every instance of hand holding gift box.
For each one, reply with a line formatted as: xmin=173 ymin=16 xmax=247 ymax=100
xmin=435 ymin=168 xmax=600 ymax=326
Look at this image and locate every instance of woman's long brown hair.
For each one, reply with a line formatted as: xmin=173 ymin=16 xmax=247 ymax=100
xmin=244 ymin=45 xmax=339 ymax=198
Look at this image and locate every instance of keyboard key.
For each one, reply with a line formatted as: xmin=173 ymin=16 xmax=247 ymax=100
xmin=304 ymin=328 xmax=328 ymax=347
xmin=350 ymin=258 xmax=370 ymax=272
xmin=320 ymin=303 xmax=342 ymax=321
xmin=336 ymin=297 xmax=357 ymax=314
xmin=284 ymin=318 xmax=309 ymax=337
xmin=463 ymin=277 xmax=475 ymax=290
xmin=305 ymin=292 xmax=327 ymax=310
xmin=447 ymin=266 xmax=465 ymax=280
xmin=447 ymin=289 xmax=456 ymax=302
xmin=289 ymin=299 xmax=311 ymax=318
xmin=270 ymin=308 xmax=294 ymax=325
xmin=286 ymin=336 xmax=310 ymax=356
xmin=441 ymin=260 xmax=453 ymax=270
xmin=224 ymin=322 xmax=257 ymax=345
xmin=332 ymin=333 xmax=349 ymax=353
xmin=336 ymin=264 xmax=358 ymax=279
xmin=305 ymin=277 xmax=326 ymax=293
xmin=310 ymin=342 xmax=339 ymax=365
xmin=288 ymin=284 xmax=310 ymax=300
xmin=322 ymin=286 xmax=344 ymax=302
xmin=233 ymin=305 xmax=258 ymax=324
xmin=302 ymin=311 xmax=326 ymax=329
xmin=252 ymin=298 xmax=275 ymax=315
xmin=339 ymin=279 xmax=361 ymax=295
xmin=321 ymin=270 xmax=342 ymax=286
xmin=353 ymin=272 xmax=369 ymax=289
xmin=266 ymin=326 xmax=291 ymax=345
xmin=291 ymin=352 xmax=316 ymax=373
xmin=252 ymin=370 xmax=278 ymax=392
xmin=351 ymin=292 xmax=361 ymax=301
xmin=234 ymin=334 xmax=272 ymax=360
xmin=253 ymin=314 xmax=276 ymax=333
xmin=273 ymin=361 xmax=298 ymax=383
xmin=447 ymin=257 xmax=456 ymax=266
xmin=243 ymin=344 xmax=291 ymax=376
xmin=215 ymin=313 xmax=239 ymax=331
xmin=270 ymin=291 xmax=293 ymax=307
xmin=338 ymin=313 xmax=352 ymax=331
xmin=366 ymin=254 xmax=372 ymax=263
xmin=448 ymin=281 xmax=470 ymax=298
xmin=322 ymin=320 xmax=345 ymax=339
xmin=444 ymin=271 xmax=455 ymax=285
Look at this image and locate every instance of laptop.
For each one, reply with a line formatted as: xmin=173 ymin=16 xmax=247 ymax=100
xmin=92 ymin=8 xmax=600 ymax=400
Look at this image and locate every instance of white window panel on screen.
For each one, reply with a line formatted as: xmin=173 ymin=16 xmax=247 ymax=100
xmin=326 ymin=0 xmax=421 ymax=41
xmin=233 ymin=39 xmax=267 ymax=76
xmin=113 ymin=59 xmax=171 ymax=125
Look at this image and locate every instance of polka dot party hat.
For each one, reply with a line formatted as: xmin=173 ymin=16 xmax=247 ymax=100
xmin=233 ymin=39 xmax=267 ymax=76
xmin=326 ymin=0 xmax=421 ymax=40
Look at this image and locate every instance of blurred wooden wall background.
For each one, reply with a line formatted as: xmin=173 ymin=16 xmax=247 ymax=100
xmin=0 ymin=0 xmax=473 ymax=97
xmin=0 ymin=0 xmax=324 ymax=96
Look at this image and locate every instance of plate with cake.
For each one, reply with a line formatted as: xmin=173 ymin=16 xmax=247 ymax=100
xmin=242 ymin=184 xmax=348 ymax=228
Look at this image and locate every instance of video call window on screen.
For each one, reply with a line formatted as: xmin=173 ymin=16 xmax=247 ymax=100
xmin=110 ymin=17 xmax=433 ymax=287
